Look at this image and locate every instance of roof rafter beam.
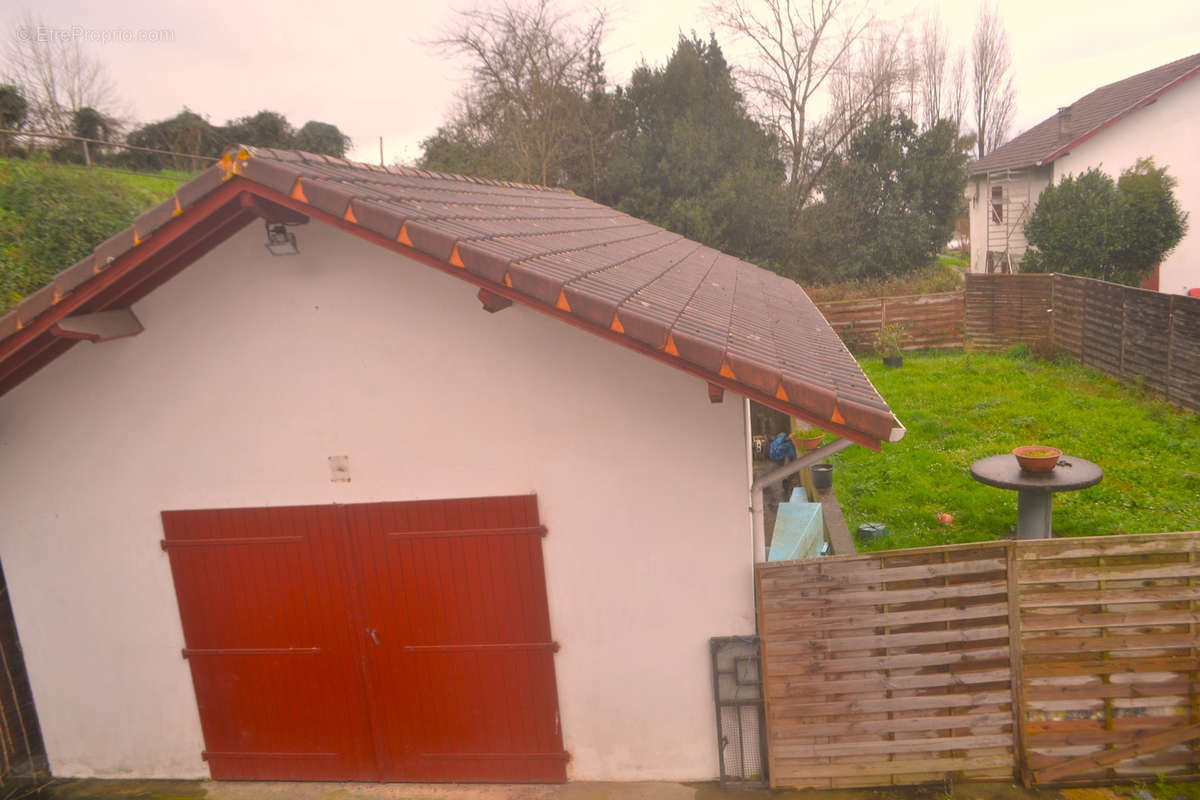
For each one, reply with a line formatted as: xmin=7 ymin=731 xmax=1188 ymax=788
xmin=477 ymin=288 xmax=513 ymax=313
xmin=50 ymin=309 xmax=143 ymax=343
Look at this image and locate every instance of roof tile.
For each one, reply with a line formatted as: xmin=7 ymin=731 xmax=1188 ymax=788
xmin=133 ymin=197 xmax=179 ymax=241
xmin=972 ymin=52 xmax=1200 ymax=174
xmin=174 ymin=165 xmax=225 ymax=210
xmin=92 ymin=228 xmax=138 ymax=271
xmin=52 ymin=257 xmax=99 ymax=299
xmin=239 ymin=157 xmax=302 ymax=195
xmin=0 ymin=144 xmax=902 ymax=446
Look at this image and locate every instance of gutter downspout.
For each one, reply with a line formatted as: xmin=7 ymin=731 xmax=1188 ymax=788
xmin=750 ymin=438 xmax=856 ymax=564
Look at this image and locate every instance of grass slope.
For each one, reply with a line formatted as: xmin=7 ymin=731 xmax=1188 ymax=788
xmin=0 ymin=158 xmax=184 ymax=313
xmin=831 ymin=348 xmax=1200 ymax=551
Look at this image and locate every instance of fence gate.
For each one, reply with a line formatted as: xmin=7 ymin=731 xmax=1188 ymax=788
xmin=162 ymin=494 xmax=568 ymax=782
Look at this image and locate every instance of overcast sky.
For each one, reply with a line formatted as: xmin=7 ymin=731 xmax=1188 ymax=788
xmin=3 ymin=0 xmax=1197 ymax=166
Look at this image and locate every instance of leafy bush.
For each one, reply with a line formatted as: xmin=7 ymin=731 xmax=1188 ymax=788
xmin=1023 ymin=158 xmax=1188 ymax=285
xmin=0 ymin=157 xmax=177 ymax=312
xmin=873 ymin=323 xmax=906 ymax=357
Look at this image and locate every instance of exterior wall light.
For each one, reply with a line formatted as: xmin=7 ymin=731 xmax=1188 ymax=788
xmin=265 ymin=221 xmax=299 ymax=256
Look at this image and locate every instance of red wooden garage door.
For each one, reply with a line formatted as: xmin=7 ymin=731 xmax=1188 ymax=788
xmin=161 ymin=495 xmax=567 ymax=782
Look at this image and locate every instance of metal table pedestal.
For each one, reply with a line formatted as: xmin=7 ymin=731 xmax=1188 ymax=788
xmin=970 ymin=455 xmax=1103 ymax=539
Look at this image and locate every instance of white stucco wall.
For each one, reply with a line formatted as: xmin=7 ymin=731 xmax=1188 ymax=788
xmin=0 ymin=222 xmax=756 ymax=780
xmin=1051 ymin=75 xmax=1200 ymax=294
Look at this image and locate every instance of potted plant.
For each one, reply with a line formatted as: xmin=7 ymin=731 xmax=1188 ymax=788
xmin=1012 ymin=445 xmax=1063 ymax=473
xmin=874 ymin=323 xmax=906 ymax=367
xmin=792 ymin=428 xmax=825 ymax=451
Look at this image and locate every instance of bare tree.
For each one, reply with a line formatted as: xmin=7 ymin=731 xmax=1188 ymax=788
xmin=434 ymin=0 xmax=606 ymax=186
xmin=916 ymin=12 xmax=947 ymax=129
xmin=948 ymin=48 xmax=968 ymax=137
xmin=4 ymin=11 xmax=119 ymax=137
xmin=970 ymin=3 xmax=1015 ymax=158
xmin=711 ymin=0 xmax=900 ymax=211
xmin=827 ymin=22 xmax=908 ymax=133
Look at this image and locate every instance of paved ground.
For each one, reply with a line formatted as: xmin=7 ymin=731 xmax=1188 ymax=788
xmin=3 ymin=778 xmax=1128 ymax=800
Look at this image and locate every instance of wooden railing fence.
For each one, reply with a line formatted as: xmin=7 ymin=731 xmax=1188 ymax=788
xmin=756 ymin=531 xmax=1200 ymax=790
xmin=817 ymin=291 xmax=964 ymax=352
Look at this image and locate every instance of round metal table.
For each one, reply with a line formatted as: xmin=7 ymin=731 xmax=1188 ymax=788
xmin=969 ymin=455 xmax=1103 ymax=539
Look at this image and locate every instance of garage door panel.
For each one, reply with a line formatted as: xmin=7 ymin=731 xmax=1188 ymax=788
xmin=162 ymin=506 xmax=378 ymax=781
xmin=347 ymin=495 xmax=568 ymax=782
xmin=164 ymin=496 xmax=565 ymax=783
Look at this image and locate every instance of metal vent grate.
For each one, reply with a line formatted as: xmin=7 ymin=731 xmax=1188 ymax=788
xmin=710 ymin=636 xmax=767 ymax=787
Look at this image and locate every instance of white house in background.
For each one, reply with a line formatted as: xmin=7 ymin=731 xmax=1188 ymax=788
xmin=0 ymin=147 xmax=902 ymax=783
xmin=968 ymin=52 xmax=1200 ymax=295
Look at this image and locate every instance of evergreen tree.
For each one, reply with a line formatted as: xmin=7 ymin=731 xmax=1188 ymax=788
xmin=797 ymin=112 xmax=968 ymax=280
xmin=602 ymin=34 xmax=787 ymax=262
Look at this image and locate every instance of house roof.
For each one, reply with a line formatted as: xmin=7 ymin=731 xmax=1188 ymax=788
xmin=970 ymin=52 xmax=1200 ymax=175
xmin=0 ymin=146 xmax=903 ymax=449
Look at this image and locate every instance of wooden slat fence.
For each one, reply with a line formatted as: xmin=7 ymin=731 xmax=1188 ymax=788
xmin=964 ymin=273 xmax=1200 ymax=413
xmin=964 ymin=274 xmax=1054 ymax=351
xmin=1015 ymin=533 xmax=1200 ymax=785
xmin=817 ymin=291 xmax=964 ymax=352
xmin=757 ymin=542 xmax=1016 ymax=789
xmin=757 ymin=531 xmax=1200 ymax=789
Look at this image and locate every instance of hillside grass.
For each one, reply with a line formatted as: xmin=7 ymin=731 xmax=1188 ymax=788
xmin=0 ymin=158 xmax=185 ymax=313
xmin=830 ymin=348 xmax=1200 ymax=551
xmin=805 ymin=252 xmax=967 ymax=304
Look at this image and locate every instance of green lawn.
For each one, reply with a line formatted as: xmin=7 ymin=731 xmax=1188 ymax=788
xmin=830 ymin=348 xmax=1200 ymax=551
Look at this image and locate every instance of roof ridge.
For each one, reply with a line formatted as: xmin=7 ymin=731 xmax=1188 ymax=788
xmin=233 ymin=145 xmax=576 ymax=194
xmin=1081 ymin=51 xmax=1200 ymax=99
xmin=969 ymin=51 xmax=1200 ymax=174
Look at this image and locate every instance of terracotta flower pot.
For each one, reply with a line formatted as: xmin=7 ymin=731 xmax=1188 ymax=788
xmin=798 ymin=435 xmax=823 ymax=451
xmin=1013 ymin=445 xmax=1063 ymax=473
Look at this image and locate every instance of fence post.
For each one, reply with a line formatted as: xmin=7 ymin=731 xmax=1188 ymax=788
xmin=1006 ymin=540 xmax=1030 ymax=786
xmin=1166 ymin=295 xmax=1175 ymax=404
xmin=1119 ymin=292 xmax=1128 ymax=376
xmin=1081 ymin=280 xmax=1088 ymax=365
xmin=81 ymin=139 xmax=91 ymax=168
xmin=1048 ymin=275 xmax=1056 ymax=354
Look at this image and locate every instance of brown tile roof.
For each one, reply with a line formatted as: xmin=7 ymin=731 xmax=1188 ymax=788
xmin=0 ymin=146 xmax=903 ymax=448
xmin=970 ymin=52 xmax=1200 ymax=175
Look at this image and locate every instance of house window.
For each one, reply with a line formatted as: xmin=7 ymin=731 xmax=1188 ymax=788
xmin=990 ymin=186 xmax=1004 ymax=223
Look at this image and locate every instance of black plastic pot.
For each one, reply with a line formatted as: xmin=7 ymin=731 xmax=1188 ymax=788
xmin=811 ymin=463 xmax=833 ymax=490
xmin=883 ymin=355 xmax=903 ymax=368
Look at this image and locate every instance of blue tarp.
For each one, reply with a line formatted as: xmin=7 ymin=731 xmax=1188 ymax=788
xmin=768 ymin=489 xmax=824 ymax=561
